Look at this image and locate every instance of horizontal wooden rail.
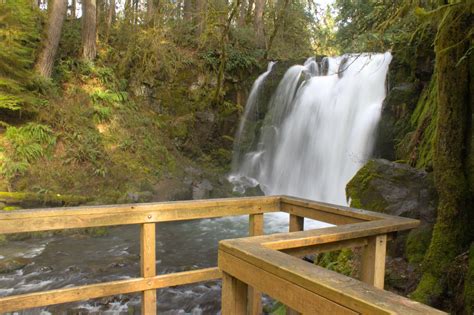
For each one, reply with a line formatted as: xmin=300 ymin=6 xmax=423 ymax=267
xmin=280 ymin=195 xmax=396 ymax=223
xmin=0 ymin=268 xmax=221 ymax=313
xmin=230 ymin=218 xmax=415 ymax=251
xmin=0 ymin=196 xmax=279 ymax=234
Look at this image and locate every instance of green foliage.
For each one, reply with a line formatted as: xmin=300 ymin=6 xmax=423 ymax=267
xmin=265 ymin=0 xmax=315 ymax=59
xmin=90 ymin=89 xmax=128 ymax=107
xmin=334 ymin=0 xmax=436 ymax=54
xmin=0 ymin=0 xmax=42 ymax=121
xmin=115 ymin=26 xmax=190 ymax=84
xmin=314 ymin=249 xmax=355 ymax=276
xmin=0 ymin=123 xmax=56 ymax=180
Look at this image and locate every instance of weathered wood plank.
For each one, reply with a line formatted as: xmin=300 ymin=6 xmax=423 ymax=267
xmin=283 ymin=203 xmax=363 ymax=225
xmin=248 ymin=213 xmax=264 ymax=315
xmin=281 ymin=237 xmax=368 ymax=258
xmin=222 ymin=272 xmax=248 ymax=315
xmin=280 ymin=195 xmax=396 ymax=222
xmin=360 ymin=234 xmax=387 ymax=289
xmin=232 ymin=219 xmax=417 ymax=252
xmin=0 ymin=268 xmax=221 ymax=313
xmin=141 ymin=223 xmax=157 ymax=314
xmin=0 ymin=196 xmax=279 ymax=234
xmin=219 ymin=250 xmax=357 ymax=315
xmin=289 ymin=214 xmax=304 ymax=232
xmin=287 ymin=214 xmax=304 ymax=315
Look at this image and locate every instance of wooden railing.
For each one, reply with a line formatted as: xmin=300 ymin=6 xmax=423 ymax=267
xmin=0 ymin=196 xmax=445 ymax=314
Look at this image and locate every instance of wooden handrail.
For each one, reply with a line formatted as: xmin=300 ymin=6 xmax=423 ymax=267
xmin=219 ymin=196 xmax=446 ymax=315
xmin=0 ymin=196 xmax=280 ymax=234
xmin=0 ymin=196 xmax=445 ymax=314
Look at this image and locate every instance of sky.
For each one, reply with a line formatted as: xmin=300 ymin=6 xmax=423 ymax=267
xmin=316 ymin=0 xmax=335 ymax=8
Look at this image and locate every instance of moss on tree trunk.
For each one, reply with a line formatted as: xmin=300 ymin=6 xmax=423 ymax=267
xmin=411 ymin=4 xmax=472 ymax=306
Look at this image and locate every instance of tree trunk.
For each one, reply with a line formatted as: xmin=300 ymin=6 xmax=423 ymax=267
xmin=133 ymin=0 xmax=138 ymax=25
xmin=82 ymin=0 xmax=97 ymax=61
xmin=246 ymin=0 xmax=253 ymax=23
xmin=35 ymin=0 xmax=67 ymax=78
xmin=253 ymin=0 xmax=264 ymax=48
xmin=263 ymin=0 xmax=289 ymax=59
xmin=125 ymin=0 xmax=132 ymax=23
xmin=71 ymin=0 xmax=76 ymax=18
xmin=238 ymin=0 xmax=246 ymax=26
xmin=195 ymin=0 xmax=206 ymax=35
xmin=213 ymin=0 xmax=241 ymax=105
xmin=147 ymin=0 xmax=154 ymax=23
xmin=412 ymin=4 xmax=472 ymax=305
xmin=183 ymin=0 xmax=192 ymax=21
xmin=105 ymin=0 xmax=115 ymax=38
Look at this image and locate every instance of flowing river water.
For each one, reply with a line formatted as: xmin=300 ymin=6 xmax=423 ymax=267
xmin=0 ymin=213 xmax=329 ymax=314
xmin=1 ymin=53 xmax=391 ymax=314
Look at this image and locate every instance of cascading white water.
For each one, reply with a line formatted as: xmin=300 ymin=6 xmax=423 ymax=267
xmin=231 ymin=61 xmax=275 ymax=189
xmin=229 ymin=52 xmax=392 ymax=206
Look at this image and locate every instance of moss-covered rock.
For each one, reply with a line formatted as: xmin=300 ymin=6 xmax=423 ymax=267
xmin=0 ymin=257 xmax=31 ymax=274
xmin=346 ymin=159 xmax=437 ymax=222
xmin=0 ymin=191 xmax=90 ymax=208
xmin=347 ymin=159 xmax=438 ymax=264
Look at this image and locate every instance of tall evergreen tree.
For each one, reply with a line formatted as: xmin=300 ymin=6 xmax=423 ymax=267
xmin=253 ymin=0 xmax=264 ymax=48
xmin=81 ymin=0 xmax=97 ymax=61
xmin=35 ymin=0 xmax=67 ymax=77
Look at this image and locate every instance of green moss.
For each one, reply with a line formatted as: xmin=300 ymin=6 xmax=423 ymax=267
xmin=396 ymin=77 xmax=437 ymax=169
xmin=269 ymin=303 xmax=286 ymax=315
xmin=406 ymin=226 xmax=433 ymax=264
xmin=413 ymin=4 xmax=471 ymax=305
xmin=85 ymin=227 xmax=109 ymax=238
xmin=0 ymin=191 xmax=90 ymax=207
xmin=410 ymin=271 xmax=443 ymax=304
xmin=346 ymin=160 xmax=387 ymax=212
xmin=465 ymin=243 xmax=474 ymax=315
xmin=2 ymin=206 xmax=22 ymax=211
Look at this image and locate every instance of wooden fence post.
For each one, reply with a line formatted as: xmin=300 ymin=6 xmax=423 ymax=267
xmin=287 ymin=214 xmax=304 ymax=315
xmin=360 ymin=234 xmax=387 ymax=289
xmin=141 ymin=223 xmax=157 ymax=314
xmin=222 ymin=272 xmax=248 ymax=314
xmin=289 ymin=214 xmax=304 ymax=232
xmin=248 ymin=214 xmax=264 ymax=315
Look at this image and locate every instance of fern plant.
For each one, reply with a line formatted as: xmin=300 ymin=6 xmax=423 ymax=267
xmin=0 ymin=0 xmax=42 ymax=122
xmin=0 ymin=123 xmax=56 ymax=180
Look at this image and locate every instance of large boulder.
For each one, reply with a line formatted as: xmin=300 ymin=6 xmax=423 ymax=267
xmin=346 ymin=159 xmax=437 ymax=264
xmin=346 ymin=159 xmax=437 ymax=224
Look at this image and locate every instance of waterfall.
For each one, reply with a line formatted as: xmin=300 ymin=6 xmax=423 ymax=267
xmin=230 ymin=61 xmax=275 ymax=189
xmin=229 ymin=53 xmax=392 ymax=206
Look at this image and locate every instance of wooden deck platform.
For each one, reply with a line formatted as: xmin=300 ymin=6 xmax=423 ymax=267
xmin=0 ymin=196 xmax=445 ymax=314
